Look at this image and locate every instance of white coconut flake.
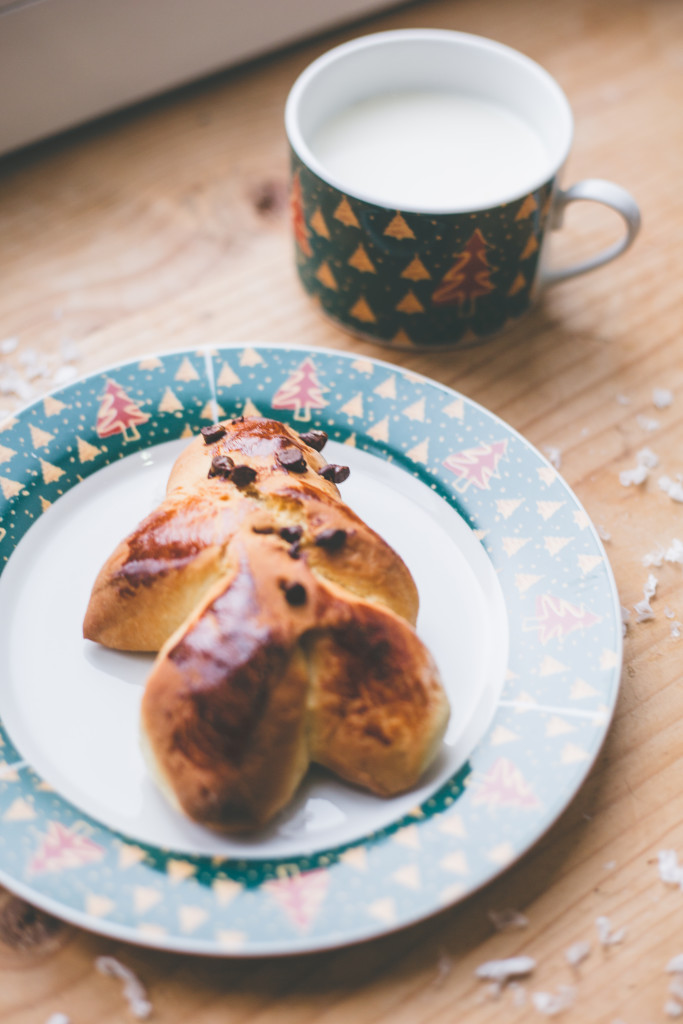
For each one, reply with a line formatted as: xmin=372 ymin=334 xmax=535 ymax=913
xmin=565 ymin=940 xmax=591 ymax=968
xmin=637 ymin=446 xmax=659 ymax=468
xmin=643 ymin=546 xmax=665 ymax=567
xmin=659 ymin=476 xmax=683 ymax=503
xmin=654 ymin=388 xmax=674 ymax=409
xmin=665 ymin=998 xmax=683 ymax=1018
xmin=635 ymin=602 xmax=655 ymax=623
xmin=531 ymin=986 xmax=576 ymax=1016
xmin=45 ymin=1016 xmax=71 ymax=1024
xmin=95 ymin=956 xmax=152 ymax=1019
xmin=642 ymin=541 xmax=683 ymax=567
xmin=659 ymin=850 xmax=683 ymax=887
xmin=637 ymin=414 xmax=661 ymax=432
xmin=619 ymin=464 xmax=649 ymax=486
xmin=475 ymin=955 xmax=536 ymax=983
xmin=0 ymin=337 xmax=18 ymax=355
xmin=667 ymin=539 xmax=683 ymax=564
xmin=488 ymin=908 xmax=529 ymax=932
xmin=634 ymin=573 xmax=658 ymax=622
xmin=543 ymin=446 xmax=562 ymax=470
xmin=665 ymin=607 xmax=676 ymax=619
xmin=672 ymin=622 xmax=682 ymax=639
xmin=616 ymin=394 xmax=632 ymax=406
xmin=595 ymin=915 xmax=626 ymax=946
xmin=618 ymin=445 xmax=658 ymax=487
xmin=597 ymin=524 xmax=611 ymax=541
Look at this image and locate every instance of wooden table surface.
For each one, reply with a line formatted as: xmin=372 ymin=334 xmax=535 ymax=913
xmin=1 ymin=0 xmax=683 ymax=1019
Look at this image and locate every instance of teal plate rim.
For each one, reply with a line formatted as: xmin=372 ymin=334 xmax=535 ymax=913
xmin=0 ymin=343 xmax=622 ymax=956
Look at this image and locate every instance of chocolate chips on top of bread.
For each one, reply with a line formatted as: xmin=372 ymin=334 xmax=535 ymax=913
xmin=230 ymin=464 xmax=257 ymax=487
xmin=201 ymin=423 xmax=227 ymax=445
xmin=207 ymin=454 xmax=256 ymax=487
xmin=315 ymin=527 xmax=347 ymax=552
xmin=298 ymin=429 xmax=328 ymax=451
xmin=280 ymin=580 xmax=307 ymax=606
xmin=318 ymin=464 xmax=350 ymax=484
xmin=279 ymin=525 xmax=303 ymax=544
xmin=208 ymin=454 xmax=234 ymax=478
xmin=278 ymin=447 xmax=307 ymax=473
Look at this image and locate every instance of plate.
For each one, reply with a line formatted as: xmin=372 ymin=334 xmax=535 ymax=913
xmin=0 ymin=344 xmax=621 ymax=955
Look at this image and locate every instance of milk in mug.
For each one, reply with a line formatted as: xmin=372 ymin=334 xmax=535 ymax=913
xmin=310 ymin=90 xmax=552 ymax=211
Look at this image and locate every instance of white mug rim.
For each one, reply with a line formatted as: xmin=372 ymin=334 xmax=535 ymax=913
xmin=285 ymin=28 xmax=575 ymax=216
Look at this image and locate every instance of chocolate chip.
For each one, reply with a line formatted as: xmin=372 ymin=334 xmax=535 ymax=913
xmin=278 ymin=447 xmax=307 ymax=473
xmin=280 ymin=581 xmax=306 ymax=606
xmin=318 ymin=464 xmax=350 ymax=484
xmin=315 ymin=528 xmax=346 ymax=552
xmin=208 ymin=454 xmax=234 ymax=478
xmin=252 ymin=524 xmax=274 ymax=534
xmin=230 ymin=415 xmax=245 ymax=424
xmin=230 ymin=464 xmax=257 ymax=487
xmin=288 ymin=542 xmax=301 ymax=559
xmin=279 ymin=525 xmax=303 ymax=544
xmin=201 ymin=423 xmax=227 ymax=444
xmin=298 ymin=429 xmax=328 ymax=452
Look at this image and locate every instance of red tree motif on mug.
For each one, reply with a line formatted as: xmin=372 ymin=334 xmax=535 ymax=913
xmin=291 ymin=171 xmax=313 ymax=258
xmin=432 ymin=229 xmax=496 ymax=313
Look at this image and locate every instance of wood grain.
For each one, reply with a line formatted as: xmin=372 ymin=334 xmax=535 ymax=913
xmin=1 ymin=0 xmax=683 ymax=1019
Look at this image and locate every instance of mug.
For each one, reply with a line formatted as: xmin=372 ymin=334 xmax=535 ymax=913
xmin=284 ymin=29 xmax=641 ymax=349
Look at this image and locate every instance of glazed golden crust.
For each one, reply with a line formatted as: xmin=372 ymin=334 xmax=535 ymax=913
xmin=84 ymin=416 xmax=449 ymax=831
xmin=141 ymin=535 xmax=449 ymax=830
xmin=141 ymin=553 xmax=312 ymax=830
xmin=83 ymin=417 xmax=418 ymax=650
xmin=306 ymin=595 xmax=445 ymax=798
xmin=82 ymin=491 xmax=246 ymax=651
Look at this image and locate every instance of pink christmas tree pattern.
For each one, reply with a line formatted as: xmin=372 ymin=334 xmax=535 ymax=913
xmin=524 ymin=594 xmax=602 ymax=645
xmin=472 ymin=757 xmax=540 ymax=810
xmin=95 ymin=379 xmax=149 ymax=443
xmin=442 ymin=439 xmax=508 ymax=492
xmin=271 ymin=357 xmax=329 ymax=422
xmin=29 ymin=822 xmax=105 ymax=875
xmin=263 ymin=869 xmax=329 ymax=932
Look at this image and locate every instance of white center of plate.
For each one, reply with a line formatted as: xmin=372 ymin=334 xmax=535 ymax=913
xmin=0 ymin=438 xmax=508 ymax=859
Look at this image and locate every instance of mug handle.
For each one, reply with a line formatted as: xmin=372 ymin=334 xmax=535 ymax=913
xmin=541 ymin=178 xmax=641 ymax=286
